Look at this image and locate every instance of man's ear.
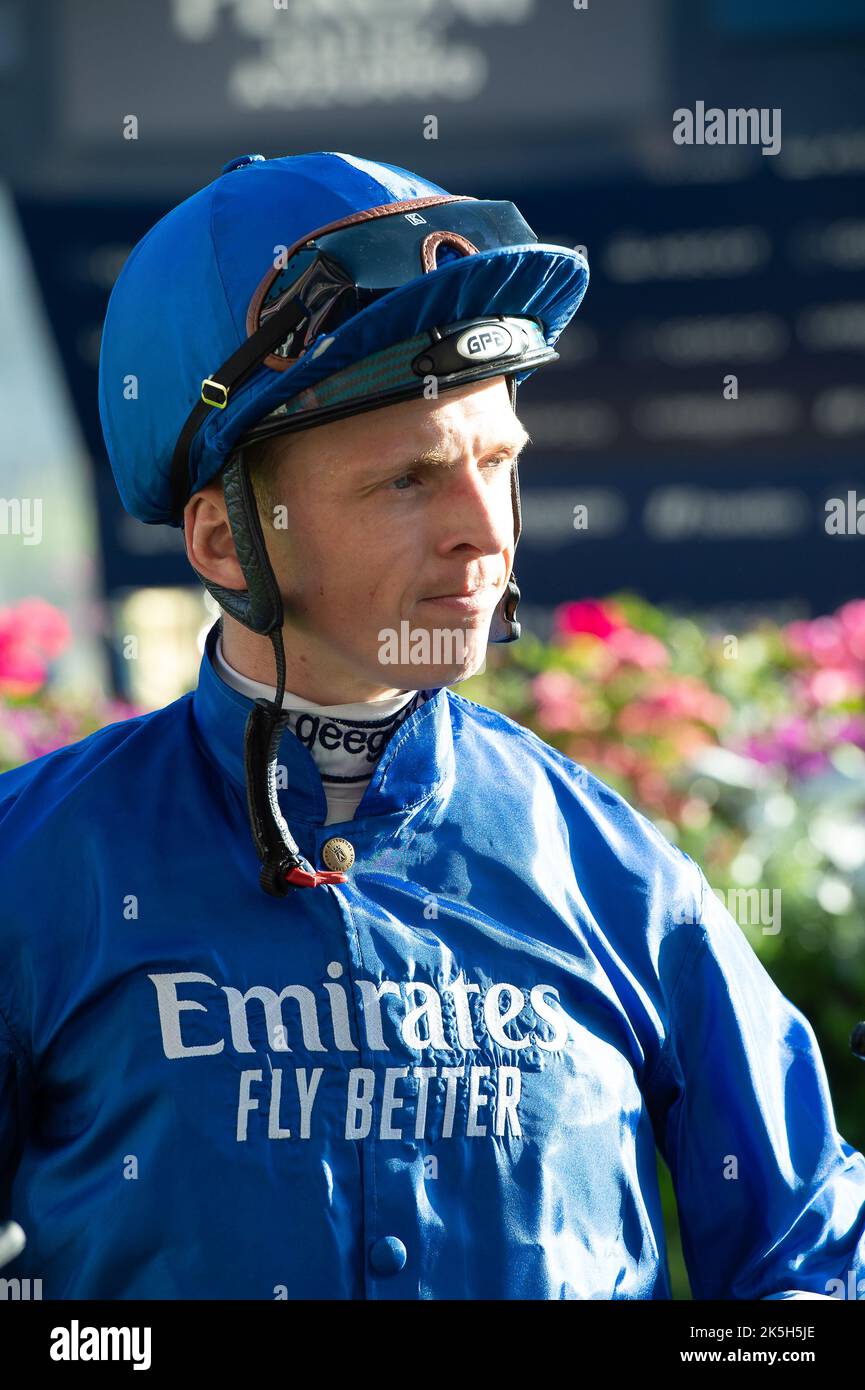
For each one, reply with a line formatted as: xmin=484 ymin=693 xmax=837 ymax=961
xmin=189 ymin=452 xmax=285 ymax=637
xmin=182 ymin=486 xmax=246 ymax=591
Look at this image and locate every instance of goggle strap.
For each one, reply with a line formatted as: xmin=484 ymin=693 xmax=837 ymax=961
xmin=169 ymin=293 xmax=310 ymax=523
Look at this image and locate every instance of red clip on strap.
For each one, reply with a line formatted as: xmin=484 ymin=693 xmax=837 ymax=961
xmin=285 ymin=866 xmax=348 ymax=889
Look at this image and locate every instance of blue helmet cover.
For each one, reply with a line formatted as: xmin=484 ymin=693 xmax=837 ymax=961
xmin=98 ymin=152 xmax=589 ymax=526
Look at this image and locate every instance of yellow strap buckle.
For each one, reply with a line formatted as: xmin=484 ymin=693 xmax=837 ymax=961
xmin=201 ymin=378 xmax=229 ymax=409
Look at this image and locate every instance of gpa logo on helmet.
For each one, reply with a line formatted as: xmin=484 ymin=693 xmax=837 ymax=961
xmin=455 ymin=324 xmax=514 ymax=361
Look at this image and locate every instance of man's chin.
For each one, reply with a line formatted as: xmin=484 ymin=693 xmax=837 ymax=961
xmin=370 ymin=657 xmax=488 ymax=691
xmin=372 ymin=623 xmax=490 ymax=690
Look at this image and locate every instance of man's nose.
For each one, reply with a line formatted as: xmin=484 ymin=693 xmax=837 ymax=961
xmin=435 ymin=463 xmax=514 ymax=557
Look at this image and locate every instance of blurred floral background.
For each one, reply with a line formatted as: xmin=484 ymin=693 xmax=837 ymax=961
xmin=0 ymin=598 xmax=142 ymax=768
xmin=3 ymin=591 xmax=864 ymax=1299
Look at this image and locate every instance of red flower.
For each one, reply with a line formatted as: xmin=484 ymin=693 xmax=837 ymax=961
xmin=553 ymin=599 xmax=626 ymax=642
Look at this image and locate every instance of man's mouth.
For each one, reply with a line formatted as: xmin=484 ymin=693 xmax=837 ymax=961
xmin=418 ymin=587 xmax=496 ymax=613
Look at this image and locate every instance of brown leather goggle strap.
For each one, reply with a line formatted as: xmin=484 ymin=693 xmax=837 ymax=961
xmin=419 ymin=230 xmax=479 ymax=274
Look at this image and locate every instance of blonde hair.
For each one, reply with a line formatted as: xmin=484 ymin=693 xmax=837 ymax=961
xmin=241 ymin=433 xmax=293 ymax=517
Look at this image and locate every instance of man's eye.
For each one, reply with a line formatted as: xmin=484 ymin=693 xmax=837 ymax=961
xmin=388 ymin=456 xmax=511 ymax=492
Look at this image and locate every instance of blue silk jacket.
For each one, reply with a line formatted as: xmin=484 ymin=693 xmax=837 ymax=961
xmin=1 ymin=622 xmax=864 ymax=1300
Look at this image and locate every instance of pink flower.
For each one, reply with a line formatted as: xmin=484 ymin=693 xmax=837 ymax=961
xmin=798 ymin=666 xmax=865 ymax=707
xmin=606 ymin=626 xmax=669 ymax=670
xmin=836 ymin=715 xmax=865 ymax=748
xmin=553 ymin=599 xmax=626 ymax=642
xmin=0 ymin=643 xmax=47 ymax=695
xmin=7 ymin=598 xmax=71 ymax=659
xmin=785 ymin=616 xmax=849 ymax=668
xmin=741 ymin=718 xmax=830 ymax=776
xmin=785 ymin=601 xmax=865 ymax=678
xmin=0 ymin=599 xmax=71 ymax=695
xmin=836 ymin=599 xmax=865 ymax=661
xmin=530 ymin=671 xmax=583 ymax=731
xmin=617 ymin=676 xmax=730 ymax=732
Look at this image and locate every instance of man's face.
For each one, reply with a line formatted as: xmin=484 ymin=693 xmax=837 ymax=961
xmin=245 ymin=374 xmax=527 ymax=700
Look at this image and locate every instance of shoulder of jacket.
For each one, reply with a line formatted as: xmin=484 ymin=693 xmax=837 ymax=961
xmin=447 ymin=688 xmax=566 ymax=754
xmin=447 ymin=687 xmax=630 ymax=796
xmin=0 ymin=694 xmax=193 ymax=859
xmin=446 ymin=689 xmax=700 ymax=882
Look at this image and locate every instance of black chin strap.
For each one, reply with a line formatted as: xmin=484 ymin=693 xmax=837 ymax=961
xmin=244 ymin=670 xmax=349 ymax=896
xmin=490 ymin=375 xmax=522 ymax=643
xmin=197 ymin=452 xmax=349 ymax=896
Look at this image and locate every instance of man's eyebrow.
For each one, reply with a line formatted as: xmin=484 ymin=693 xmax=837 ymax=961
xmin=391 ymin=425 xmax=532 ymax=471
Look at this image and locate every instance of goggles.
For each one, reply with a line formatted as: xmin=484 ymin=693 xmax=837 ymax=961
xmin=247 ymin=196 xmax=543 ymax=369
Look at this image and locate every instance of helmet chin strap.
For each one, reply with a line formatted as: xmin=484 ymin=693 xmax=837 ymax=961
xmin=489 ymin=374 xmax=522 ymax=644
xmin=196 ymin=373 xmax=523 ymax=896
xmin=196 ymin=452 xmax=349 ymax=895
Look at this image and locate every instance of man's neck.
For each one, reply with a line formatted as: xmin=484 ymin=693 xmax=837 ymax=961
xmin=219 ymin=617 xmax=408 ymax=705
xmin=214 ymin=633 xmax=417 ymax=716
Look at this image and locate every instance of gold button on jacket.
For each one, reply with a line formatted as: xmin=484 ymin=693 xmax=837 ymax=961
xmin=321 ymin=837 xmax=355 ymax=873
